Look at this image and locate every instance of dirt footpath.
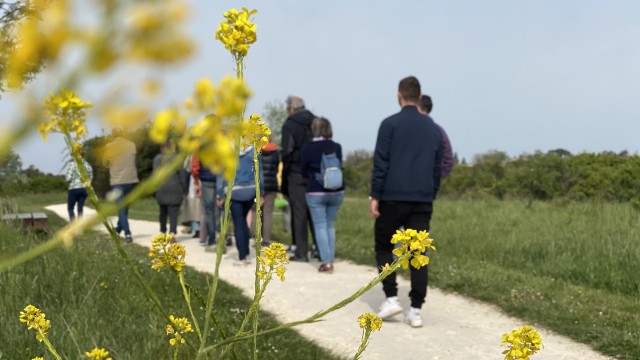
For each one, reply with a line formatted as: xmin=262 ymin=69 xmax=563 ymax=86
xmin=46 ymin=204 xmax=614 ymax=360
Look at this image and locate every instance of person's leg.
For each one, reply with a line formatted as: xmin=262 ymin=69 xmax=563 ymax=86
xmin=159 ymin=204 xmax=168 ymax=233
xmin=262 ymin=192 xmax=276 ymax=243
xmin=405 ymin=202 xmax=433 ymax=309
xmin=201 ymin=182 xmax=217 ymax=245
xmin=231 ymin=200 xmax=250 ymax=260
xmin=375 ymin=201 xmax=411 ymax=298
xmin=306 ymin=194 xmax=329 ymax=263
xmin=76 ymin=188 xmax=88 ymax=217
xmin=67 ymin=189 xmax=77 ymax=221
xmin=115 ymin=184 xmax=134 ymax=236
xmin=199 ymin=196 xmax=207 ymax=243
xmin=325 ymin=192 xmax=345 ymax=263
xmin=289 ymin=173 xmax=309 ymax=259
xmin=168 ymin=204 xmax=180 ymax=235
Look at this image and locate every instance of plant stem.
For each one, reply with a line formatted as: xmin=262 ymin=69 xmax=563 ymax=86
xmin=180 ymin=272 xmax=203 ymax=342
xmin=40 ymin=331 xmax=62 ymax=360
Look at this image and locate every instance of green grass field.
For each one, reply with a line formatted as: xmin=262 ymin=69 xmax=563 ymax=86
xmin=0 ymin=195 xmax=342 ymax=360
xmin=3 ymin=193 xmax=639 ymax=359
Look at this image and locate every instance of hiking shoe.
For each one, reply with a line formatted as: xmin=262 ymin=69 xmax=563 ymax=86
xmin=192 ymin=231 xmax=200 ymax=238
xmin=404 ymin=307 xmax=423 ymax=328
xmin=124 ymin=234 xmax=133 ymax=243
xmin=318 ymin=263 xmax=334 ymax=273
xmin=226 ymin=236 xmax=233 ymax=246
xmin=377 ymin=297 xmax=403 ymax=319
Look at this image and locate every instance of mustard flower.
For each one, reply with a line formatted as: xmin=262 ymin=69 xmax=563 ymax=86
xmin=32 ymin=357 xmax=44 ymax=360
xmin=390 ymin=229 xmax=436 ymax=269
xmin=149 ymin=107 xmax=185 ymax=144
xmin=149 ymin=234 xmax=186 ymax=273
xmin=19 ymin=305 xmax=51 ymax=342
xmin=166 ymin=315 xmax=194 ymax=347
xmin=501 ymin=325 xmax=544 ymax=360
xmin=357 ymin=313 xmax=383 ymax=332
xmin=101 ymin=105 xmax=149 ymax=131
xmin=85 ymin=347 xmax=112 ymax=360
xmin=215 ymin=7 xmax=258 ymax=59
xmin=241 ymin=114 xmax=271 ymax=151
xmin=257 ymin=242 xmax=289 ymax=281
xmin=40 ymin=88 xmax=92 ymax=142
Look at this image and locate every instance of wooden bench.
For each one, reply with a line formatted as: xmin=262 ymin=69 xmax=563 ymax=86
xmin=1 ymin=212 xmax=49 ymax=231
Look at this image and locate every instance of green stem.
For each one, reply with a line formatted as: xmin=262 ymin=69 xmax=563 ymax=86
xmin=353 ymin=330 xmax=371 ymax=360
xmin=179 ymin=272 xmax=203 ymax=342
xmin=251 ymin=143 xmax=263 ymax=360
xmin=40 ymin=331 xmax=62 ymax=360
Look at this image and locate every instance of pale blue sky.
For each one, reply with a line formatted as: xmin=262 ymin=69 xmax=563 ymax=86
xmin=1 ymin=1 xmax=639 ymax=173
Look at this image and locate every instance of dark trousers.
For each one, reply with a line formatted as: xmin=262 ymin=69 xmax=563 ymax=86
xmin=159 ymin=204 xmax=180 ymax=234
xmin=288 ymin=172 xmax=317 ymax=258
xmin=231 ymin=198 xmax=254 ymax=261
xmin=67 ymin=188 xmax=88 ymax=221
xmin=375 ymin=201 xmax=433 ymax=309
xmin=113 ymin=183 xmax=136 ymax=236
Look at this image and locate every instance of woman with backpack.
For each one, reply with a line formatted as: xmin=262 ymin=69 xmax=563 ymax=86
xmin=300 ymin=117 xmax=345 ymax=273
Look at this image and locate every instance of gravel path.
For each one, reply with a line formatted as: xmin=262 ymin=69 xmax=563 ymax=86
xmin=46 ymin=204 xmax=614 ymax=360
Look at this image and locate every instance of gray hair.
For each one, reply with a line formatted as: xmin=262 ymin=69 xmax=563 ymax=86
xmin=286 ymin=95 xmax=305 ymax=112
xmin=311 ymin=117 xmax=333 ymax=139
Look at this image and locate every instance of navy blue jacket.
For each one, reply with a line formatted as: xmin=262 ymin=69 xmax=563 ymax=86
xmin=370 ymin=106 xmax=443 ymax=202
xmin=300 ymin=139 xmax=344 ymax=193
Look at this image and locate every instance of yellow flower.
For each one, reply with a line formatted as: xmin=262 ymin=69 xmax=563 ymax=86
xmin=85 ymin=347 xmax=112 ymax=360
xmin=357 ymin=313 xmax=383 ymax=332
xmin=32 ymin=357 xmax=44 ymax=360
xmin=101 ymin=105 xmax=149 ymax=131
xmin=149 ymin=234 xmax=186 ymax=273
xmin=166 ymin=315 xmax=194 ymax=347
xmin=390 ymin=229 xmax=436 ymax=269
xmin=258 ymin=242 xmax=289 ymax=281
xmin=19 ymin=305 xmax=51 ymax=342
xmin=149 ymin=107 xmax=185 ymax=144
xmin=40 ymin=88 xmax=92 ymax=143
xmin=241 ymin=114 xmax=271 ymax=151
xmin=215 ymin=7 xmax=258 ymax=59
xmin=501 ymin=325 xmax=544 ymax=360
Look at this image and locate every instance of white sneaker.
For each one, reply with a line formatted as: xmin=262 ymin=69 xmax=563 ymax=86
xmin=404 ymin=307 xmax=423 ymax=328
xmin=377 ymin=297 xmax=403 ymax=319
xmin=233 ymin=259 xmax=251 ymax=267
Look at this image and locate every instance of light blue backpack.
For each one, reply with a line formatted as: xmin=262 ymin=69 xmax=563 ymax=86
xmin=316 ymin=152 xmax=343 ymax=190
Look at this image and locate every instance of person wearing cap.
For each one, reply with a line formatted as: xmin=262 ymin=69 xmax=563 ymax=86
xmin=104 ymin=127 xmax=139 ymax=242
xmin=370 ymin=76 xmax=443 ymax=328
xmin=280 ymin=95 xmax=316 ymax=261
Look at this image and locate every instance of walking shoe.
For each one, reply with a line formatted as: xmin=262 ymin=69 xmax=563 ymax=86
xmin=287 ymin=244 xmax=297 ymax=254
xmin=377 ymin=297 xmax=403 ymax=319
xmin=318 ymin=263 xmax=334 ymax=273
xmin=404 ymin=307 xmax=423 ymax=328
xmin=205 ymin=243 xmax=226 ymax=253
xmin=288 ymin=255 xmax=309 ymax=262
xmin=226 ymin=236 xmax=233 ymax=246
xmin=233 ymin=258 xmax=251 ymax=266
xmin=192 ymin=231 xmax=200 ymax=239
xmin=124 ymin=234 xmax=133 ymax=243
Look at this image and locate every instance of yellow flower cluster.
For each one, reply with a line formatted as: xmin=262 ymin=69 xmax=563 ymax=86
xmin=166 ymin=315 xmax=194 ymax=347
xmin=124 ymin=0 xmax=194 ymax=64
xmin=40 ymin=88 xmax=92 ymax=142
xmin=257 ymin=243 xmax=289 ymax=282
xmin=501 ymin=325 xmax=544 ymax=360
xmin=32 ymin=357 xmax=44 ymax=360
xmin=391 ymin=229 xmax=436 ymax=270
xmin=241 ymin=114 xmax=271 ymax=151
xmin=19 ymin=305 xmax=51 ymax=342
xmin=357 ymin=313 xmax=383 ymax=332
xmin=215 ymin=7 xmax=258 ymax=59
xmin=85 ymin=347 xmax=112 ymax=360
xmin=149 ymin=234 xmax=186 ymax=273
xmin=5 ymin=0 xmax=71 ymax=88
xmin=149 ymin=107 xmax=186 ymax=144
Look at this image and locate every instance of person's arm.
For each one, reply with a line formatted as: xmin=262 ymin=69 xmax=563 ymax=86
xmin=300 ymin=144 xmax=310 ymax=179
xmin=438 ymin=125 xmax=453 ymax=178
xmin=191 ymin=154 xmax=201 ymax=196
xmin=370 ymin=121 xmax=392 ymax=200
xmin=86 ymin=160 xmax=93 ymax=182
xmin=280 ymin=122 xmax=293 ymax=192
xmin=65 ymin=163 xmax=74 ymax=183
xmin=432 ymin=130 xmax=443 ymax=198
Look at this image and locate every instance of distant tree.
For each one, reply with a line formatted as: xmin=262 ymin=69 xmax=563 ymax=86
xmin=21 ymin=164 xmax=45 ymax=178
xmin=0 ymin=148 xmax=22 ymax=182
xmin=342 ymin=149 xmax=373 ymax=195
xmin=547 ymin=148 xmax=572 ymax=159
xmin=261 ymin=99 xmax=287 ymax=147
xmin=0 ymin=1 xmax=43 ymax=93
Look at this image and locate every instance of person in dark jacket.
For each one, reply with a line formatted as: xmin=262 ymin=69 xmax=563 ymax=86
xmin=418 ymin=94 xmax=453 ymax=178
xmin=281 ymin=95 xmax=317 ymax=261
xmin=370 ymin=76 xmax=443 ymax=328
xmin=192 ymin=152 xmax=218 ymax=247
xmin=261 ymin=139 xmax=280 ymax=245
xmin=300 ymin=117 xmax=344 ymax=273
xmin=153 ymin=143 xmax=187 ymax=241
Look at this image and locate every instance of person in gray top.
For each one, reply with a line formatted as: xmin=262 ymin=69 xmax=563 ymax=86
xmin=153 ymin=142 xmax=187 ymax=241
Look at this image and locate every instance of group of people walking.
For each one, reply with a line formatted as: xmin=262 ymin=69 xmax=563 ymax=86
xmin=65 ymin=75 xmax=451 ymax=329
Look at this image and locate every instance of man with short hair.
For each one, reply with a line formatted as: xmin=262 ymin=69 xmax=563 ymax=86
xmin=418 ymin=94 xmax=454 ymax=178
xmin=370 ymin=76 xmax=443 ymax=328
xmin=281 ymin=95 xmax=315 ymax=261
xmin=104 ymin=127 xmax=139 ymax=242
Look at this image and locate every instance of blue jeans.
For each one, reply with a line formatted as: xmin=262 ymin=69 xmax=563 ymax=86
xmin=113 ymin=183 xmax=136 ymax=236
xmin=305 ymin=192 xmax=344 ymax=263
xmin=67 ymin=188 xmax=88 ymax=221
xmin=201 ymin=181 xmax=217 ymax=245
xmin=231 ymin=198 xmax=254 ymax=260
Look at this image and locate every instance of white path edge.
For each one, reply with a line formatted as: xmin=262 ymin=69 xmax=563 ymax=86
xmin=45 ymin=204 xmax=613 ymax=360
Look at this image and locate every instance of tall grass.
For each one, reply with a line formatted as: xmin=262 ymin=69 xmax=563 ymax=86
xmin=0 ymin=198 xmax=342 ymax=359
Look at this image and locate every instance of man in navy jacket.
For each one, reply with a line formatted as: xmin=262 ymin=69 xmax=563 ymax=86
xmin=370 ymin=76 xmax=443 ymax=328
